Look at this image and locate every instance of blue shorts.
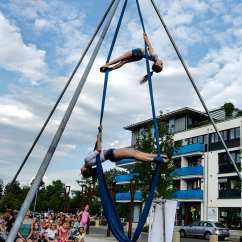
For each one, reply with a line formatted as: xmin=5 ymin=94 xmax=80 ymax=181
xmin=106 ymin=149 xmax=122 ymax=162
xmin=132 ymin=48 xmax=143 ymax=62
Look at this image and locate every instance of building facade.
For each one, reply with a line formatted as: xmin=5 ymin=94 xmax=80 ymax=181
xmin=115 ymin=107 xmax=242 ymax=230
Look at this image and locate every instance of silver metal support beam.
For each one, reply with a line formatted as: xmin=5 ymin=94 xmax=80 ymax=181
xmin=6 ymin=0 xmax=121 ymax=241
xmin=150 ymin=0 xmax=242 ymax=181
xmin=0 ymin=0 xmax=116 ymax=208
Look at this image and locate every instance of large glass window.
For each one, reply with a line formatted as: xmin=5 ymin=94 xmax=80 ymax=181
xmin=219 ymin=207 xmax=241 ymax=230
xmin=218 ymin=151 xmax=241 ymax=173
xmin=230 ymin=129 xmax=235 ymax=139
xmin=218 ymin=177 xmax=241 ymax=199
xmin=173 ymin=158 xmax=181 ymax=168
xmin=198 ymin=136 xmax=203 ymax=143
xmin=236 ymin=128 xmax=240 ymax=138
xmin=193 ymin=137 xmax=198 ymax=144
xmin=203 ymin=135 xmax=208 ymax=144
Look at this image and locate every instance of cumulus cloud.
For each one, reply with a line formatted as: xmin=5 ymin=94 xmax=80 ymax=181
xmin=0 ymin=12 xmax=47 ymax=85
xmin=1 ymin=0 xmax=242 ymax=190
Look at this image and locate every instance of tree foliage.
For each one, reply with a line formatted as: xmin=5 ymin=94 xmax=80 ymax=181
xmin=131 ymin=111 xmax=182 ymax=202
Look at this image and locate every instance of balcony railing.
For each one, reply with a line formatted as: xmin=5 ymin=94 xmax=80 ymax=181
xmin=174 ymin=143 xmax=204 ymax=155
xmin=173 ymin=190 xmax=203 ymax=199
xmin=115 ymin=192 xmax=142 ymax=200
xmin=219 ymin=189 xmax=241 ymax=199
xmin=115 ymin=173 xmax=139 ymax=183
xmin=115 ymin=159 xmax=135 ymax=165
xmin=171 ymin=166 xmax=203 ymax=176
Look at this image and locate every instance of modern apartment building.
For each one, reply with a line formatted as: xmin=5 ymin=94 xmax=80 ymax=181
xmin=115 ymin=107 xmax=242 ymax=230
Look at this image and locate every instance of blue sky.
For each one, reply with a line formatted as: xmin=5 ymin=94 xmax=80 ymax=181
xmin=0 ymin=0 xmax=242 ymax=190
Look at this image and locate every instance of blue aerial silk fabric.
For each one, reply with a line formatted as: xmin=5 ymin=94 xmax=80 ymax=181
xmin=95 ymin=0 xmax=163 ymax=241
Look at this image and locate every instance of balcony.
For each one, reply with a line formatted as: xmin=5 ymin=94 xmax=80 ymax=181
xmin=115 ymin=159 xmax=136 ymax=169
xmin=173 ymin=190 xmax=203 ymax=199
xmin=115 ymin=192 xmax=142 ymax=202
xmin=174 ymin=143 xmax=204 ymax=156
xmin=171 ymin=166 xmax=203 ymax=177
xmin=115 ymin=173 xmax=139 ymax=185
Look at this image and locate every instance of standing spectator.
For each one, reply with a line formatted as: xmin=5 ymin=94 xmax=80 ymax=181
xmin=44 ymin=212 xmax=48 ymax=220
xmin=0 ymin=216 xmax=8 ymax=231
xmin=5 ymin=209 xmax=15 ymax=233
xmin=42 ymin=215 xmax=53 ymax=231
xmin=73 ymin=217 xmax=79 ymax=234
xmin=16 ymin=210 xmax=33 ymax=242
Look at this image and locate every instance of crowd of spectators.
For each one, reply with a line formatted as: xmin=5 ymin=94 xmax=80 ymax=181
xmin=0 ymin=209 xmax=85 ymax=242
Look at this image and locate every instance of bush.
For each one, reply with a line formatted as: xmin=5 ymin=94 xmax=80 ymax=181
xmin=90 ymin=220 xmax=95 ymax=226
xmin=142 ymin=226 xmax=149 ymax=233
xmin=189 ymin=120 xmax=210 ymax=129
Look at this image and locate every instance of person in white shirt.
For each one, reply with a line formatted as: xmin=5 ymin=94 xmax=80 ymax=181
xmin=100 ymin=33 xmax=163 ymax=84
xmin=81 ymin=125 xmax=169 ymax=183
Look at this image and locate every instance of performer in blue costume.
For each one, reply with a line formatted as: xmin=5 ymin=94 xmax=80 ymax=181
xmin=81 ymin=125 xmax=169 ymax=183
xmin=100 ymin=33 xmax=163 ymax=84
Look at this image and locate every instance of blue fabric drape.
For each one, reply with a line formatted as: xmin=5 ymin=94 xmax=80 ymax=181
xmin=95 ymin=0 xmax=163 ymax=241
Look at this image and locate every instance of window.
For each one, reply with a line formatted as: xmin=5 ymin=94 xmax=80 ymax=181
xmin=219 ymin=208 xmax=241 ymax=230
xmin=230 ymin=129 xmax=235 ymax=139
xmin=218 ymin=151 xmax=241 ymax=173
xmin=193 ymin=137 xmax=198 ymax=144
xmin=190 ymin=222 xmax=200 ymax=227
xmin=218 ymin=177 xmax=241 ymax=199
xmin=187 ymin=179 xmax=201 ymax=190
xmin=214 ymin=133 xmax=218 ymax=142
xmin=203 ymin=135 xmax=208 ymax=144
xmin=198 ymin=136 xmax=203 ymax=143
xmin=211 ymin=133 xmax=214 ymax=143
xmin=189 ymin=138 xmax=192 ymax=145
xmin=173 ymin=158 xmax=181 ymax=168
xmin=236 ymin=128 xmax=240 ymax=138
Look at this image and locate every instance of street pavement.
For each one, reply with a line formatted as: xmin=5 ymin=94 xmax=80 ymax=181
xmin=85 ymin=226 xmax=238 ymax=242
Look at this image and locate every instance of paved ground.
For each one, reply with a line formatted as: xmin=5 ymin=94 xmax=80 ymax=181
xmin=85 ymin=226 xmax=239 ymax=242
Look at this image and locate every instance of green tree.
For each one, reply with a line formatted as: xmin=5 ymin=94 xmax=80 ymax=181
xmin=221 ymin=102 xmax=235 ymax=119
xmin=131 ymin=111 xmax=182 ymax=202
xmin=0 ymin=179 xmax=3 ymax=199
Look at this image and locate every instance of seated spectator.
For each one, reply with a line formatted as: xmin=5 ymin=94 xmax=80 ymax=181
xmin=73 ymin=218 xmax=79 ymax=234
xmin=44 ymin=223 xmax=58 ymax=242
xmin=16 ymin=210 xmax=33 ymax=242
xmin=31 ymin=223 xmax=40 ymax=242
xmin=51 ymin=212 xmax=56 ymax=222
xmin=0 ymin=216 xmax=8 ymax=231
xmin=60 ymin=214 xmax=66 ymax=224
xmin=43 ymin=215 xmax=53 ymax=231
xmin=56 ymin=216 xmax=62 ymax=230
xmin=75 ymin=227 xmax=85 ymax=242
xmin=35 ymin=218 xmax=43 ymax=238
xmin=68 ymin=221 xmax=76 ymax=241
xmin=197 ymin=161 xmax=201 ymax=166
xmin=5 ymin=209 xmax=15 ymax=233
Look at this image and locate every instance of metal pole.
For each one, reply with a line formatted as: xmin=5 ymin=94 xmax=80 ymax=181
xmin=33 ymin=191 xmax=38 ymax=220
xmin=0 ymin=0 xmax=116 ymax=208
xmin=107 ymin=182 xmax=116 ymax=237
xmin=128 ymin=180 xmax=137 ymax=239
xmin=150 ymin=0 xmax=242 ymax=182
xmin=64 ymin=186 xmax=70 ymax=213
xmin=162 ymin=202 xmax=166 ymax=242
xmin=86 ymin=183 xmax=95 ymax=234
xmin=6 ymin=1 xmax=121 ymax=241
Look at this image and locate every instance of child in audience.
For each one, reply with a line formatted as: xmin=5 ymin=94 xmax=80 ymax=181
xmin=73 ymin=217 xmax=79 ymax=234
xmin=68 ymin=221 xmax=76 ymax=241
xmin=31 ymin=223 xmax=40 ymax=242
xmin=76 ymin=205 xmax=97 ymax=233
xmin=44 ymin=222 xmax=58 ymax=242
xmin=0 ymin=216 xmax=8 ymax=231
xmin=58 ymin=222 xmax=68 ymax=242
xmin=75 ymin=227 xmax=85 ymax=242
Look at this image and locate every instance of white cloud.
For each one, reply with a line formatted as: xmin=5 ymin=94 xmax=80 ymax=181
xmin=0 ymin=11 xmax=47 ymax=85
